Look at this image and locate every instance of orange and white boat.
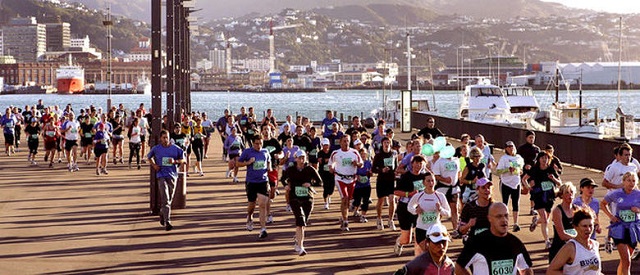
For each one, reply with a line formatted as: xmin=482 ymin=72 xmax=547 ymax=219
xmin=56 ymin=56 xmax=85 ymax=94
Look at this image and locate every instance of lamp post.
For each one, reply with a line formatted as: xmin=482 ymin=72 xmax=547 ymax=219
xmin=103 ymin=5 xmax=113 ymax=111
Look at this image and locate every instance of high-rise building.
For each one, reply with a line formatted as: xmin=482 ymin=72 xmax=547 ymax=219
xmin=209 ymin=48 xmax=226 ymax=72
xmin=2 ymin=17 xmax=47 ymax=63
xmin=45 ymin=22 xmax=71 ymax=51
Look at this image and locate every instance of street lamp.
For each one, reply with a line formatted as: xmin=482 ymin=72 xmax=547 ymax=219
xmin=103 ymin=5 xmax=113 ymax=110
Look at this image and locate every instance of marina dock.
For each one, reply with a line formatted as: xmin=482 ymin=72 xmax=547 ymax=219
xmin=0 ymin=129 xmax=629 ymax=274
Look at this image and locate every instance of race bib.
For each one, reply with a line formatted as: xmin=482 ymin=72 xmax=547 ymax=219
xmin=195 ymin=133 xmax=203 ymax=139
xmin=383 ymin=157 xmax=395 ymax=169
xmin=541 ymin=181 xmax=554 ymax=191
xmin=421 ymin=211 xmax=438 ymax=224
xmin=70 ymin=128 xmax=78 ymax=134
xmin=619 ymin=209 xmax=637 ymax=223
xmin=30 ymin=134 xmax=38 ymax=139
xmin=481 ymin=158 xmax=488 ymax=165
xmin=342 ymin=158 xmax=353 ymax=166
xmin=310 ymin=149 xmax=318 ymax=156
xmin=323 ymin=165 xmax=330 ymax=171
xmin=334 ymin=139 xmax=340 ymax=145
xmin=84 ymin=133 xmax=92 ymax=138
xmin=240 ymin=119 xmax=247 ymax=125
xmin=175 ymin=138 xmax=184 ymax=145
xmin=253 ymin=160 xmax=266 ymax=170
xmin=247 ymin=129 xmax=255 ymax=135
xmin=491 ymin=259 xmax=514 ymax=275
xmin=413 ymin=180 xmax=424 ymax=191
xmin=445 ymin=161 xmax=458 ymax=171
xmin=288 ymin=162 xmax=294 ymax=168
xmin=161 ymin=157 xmax=173 ymax=166
xmin=359 ymin=176 xmax=369 ymax=184
xmin=299 ymin=146 xmax=306 ymax=152
xmin=295 ymin=186 xmax=309 ymax=197
xmin=474 ymin=228 xmax=488 ymax=235
xmin=6 ymin=121 xmax=14 ymax=128
xmin=46 ymin=131 xmax=55 ymax=137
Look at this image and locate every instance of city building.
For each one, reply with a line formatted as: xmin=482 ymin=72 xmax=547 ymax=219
xmin=45 ymin=22 xmax=71 ymax=51
xmin=125 ymin=37 xmax=151 ymax=62
xmin=208 ymin=48 xmax=226 ymax=72
xmin=0 ymin=62 xmax=60 ymax=86
xmin=2 ymin=17 xmax=47 ymax=63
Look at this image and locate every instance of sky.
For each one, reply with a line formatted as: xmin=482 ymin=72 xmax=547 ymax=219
xmin=542 ymin=0 xmax=640 ymax=14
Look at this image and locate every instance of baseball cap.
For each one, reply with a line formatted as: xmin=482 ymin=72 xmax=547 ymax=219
xmin=476 ymin=178 xmax=493 ymax=187
xmin=505 ymin=141 xmax=515 ymax=147
xmin=353 ymin=139 xmax=362 ymax=146
xmin=321 ymin=138 xmax=330 ymax=146
xmin=294 ymin=150 xmax=306 ymax=158
xmin=427 ymin=223 xmax=450 ymax=243
xmin=579 ymin=178 xmax=597 ymax=188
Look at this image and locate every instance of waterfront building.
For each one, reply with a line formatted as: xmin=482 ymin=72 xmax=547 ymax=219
xmin=209 ymin=48 xmax=226 ymax=72
xmin=2 ymin=17 xmax=47 ymax=63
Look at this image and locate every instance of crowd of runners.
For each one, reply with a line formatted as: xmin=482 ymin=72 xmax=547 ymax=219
xmin=2 ymin=101 xmax=640 ymax=274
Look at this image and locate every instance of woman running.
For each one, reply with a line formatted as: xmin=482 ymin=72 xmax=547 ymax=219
xmin=549 ymin=182 xmax=578 ymax=262
xmin=223 ymin=126 xmax=244 ymax=183
xmin=407 ymin=171 xmax=451 ymax=256
xmin=128 ymin=117 xmax=142 ymax=169
xmin=191 ymin=117 xmax=206 ymax=176
xmin=495 ymin=141 xmax=525 ymax=231
xmin=547 ymin=208 xmax=601 ymax=274
xmin=600 ymin=171 xmax=640 ymax=275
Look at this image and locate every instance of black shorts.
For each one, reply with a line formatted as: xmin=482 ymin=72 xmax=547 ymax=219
xmin=376 ymin=180 xmax=395 ymax=198
xmin=415 ymin=227 xmax=427 ymax=245
xmin=28 ymin=140 xmax=38 ymax=154
xmin=94 ymin=147 xmax=108 ymax=157
xmin=532 ymin=193 xmax=554 ymax=213
xmin=140 ymin=135 xmax=147 ymax=143
xmin=4 ymin=133 xmax=14 ymax=145
xmin=64 ymin=139 xmax=78 ymax=151
xmin=290 ymin=197 xmax=313 ymax=227
xmin=613 ymin=228 xmax=638 ymax=249
xmin=246 ymin=182 xmax=268 ymax=202
xmin=228 ymin=153 xmax=239 ymax=160
xmin=396 ymin=201 xmax=417 ymax=231
xmin=81 ymin=137 xmax=93 ymax=147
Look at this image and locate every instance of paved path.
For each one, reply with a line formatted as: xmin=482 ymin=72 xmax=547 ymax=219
xmin=0 ymin=130 xmax=631 ymax=274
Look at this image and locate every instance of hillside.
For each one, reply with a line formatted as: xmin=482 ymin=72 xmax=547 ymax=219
xmin=0 ymin=0 xmax=150 ymax=53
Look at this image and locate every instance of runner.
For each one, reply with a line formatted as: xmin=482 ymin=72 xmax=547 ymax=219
xmin=137 ymin=109 xmax=150 ymax=164
xmin=457 ymin=178 xmax=494 ymax=242
xmin=237 ymin=136 xmax=272 ymax=239
xmin=1 ymin=108 xmax=18 ymax=156
xmin=351 ymin=148 xmax=373 ymax=223
xmin=372 ymin=137 xmax=398 ymax=230
xmin=416 ymin=116 xmax=444 ymax=139
xmin=522 ymin=151 xmax=562 ymax=249
xmin=61 ymin=112 xmax=81 ymax=172
xmin=24 ymin=117 xmax=40 ymax=165
xmin=329 ymin=135 xmax=363 ymax=231
xmin=307 ymin=127 xmax=321 ymax=170
xmin=180 ymin=115 xmax=194 ymax=176
xmin=42 ymin=116 xmax=59 ymax=168
xmin=200 ymin=113 xmax=214 ymax=158
xmin=471 ymin=134 xmax=495 ymax=179
xmin=216 ymin=109 xmax=230 ymax=160
xmin=546 ymin=208 xmax=601 ymax=275
xmin=191 ymin=117 xmax=206 ymax=176
xmin=407 ymin=172 xmax=451 ymax=255
xmin=224 ymin=127 xmax=244 ymax=182
xmin=317 ymin=138 xmax=335 ymax=209
xmin=455 ymin=202 xmax=534 ymax=275
xmin=518 ymin=130 xmax=541 ymax=216
xmin=322 ymin=110 xmax=339 ymax=138
xmin=600 ymin=171 xmax=640 ymax=275
xmin=433 ymin=143 xmax=461 ymax=232
xmin=79 ymin=116 xmax=95 ymax=164
xmin=281 ymin=137 xmax=301 ymax=212
xmin=394 ymin=223 xmax=455 ymax=275
xmin=573 ymin=178 xmax=601 ymax=240
xmin=548 ymin=182 xmax=579 ymax=262
xmin=460 ymin=147 xmax=485 ymax=205
xmin=110 ymin=115 xmax=125 ymax=165
xmin=261 ymin=126 xmax=282 ymax=223
xmin=284 ymin=150 xmax=322 ymax=256
xmin=393 ymin=155 xmax=427 ymax=256
xmin=12 ymin=107 xmax=23 ymax=152
xmin=147 ymin=130 xmax=185 ymax=231
xmin=495 ymin=141 xmax=525 ymax=231
xmin=170 ymin=123 xmax=189 ymax=174
xmin=93 ymin=123 xmax=110 ymax=175
xmin=127 ymin=117 xmax=143 ymax=169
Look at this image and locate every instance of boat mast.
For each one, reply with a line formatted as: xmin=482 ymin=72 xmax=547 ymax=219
xmin=555 ymin=66 xmax=559 ymax=103
xmin=617 ymin=16 xmax=622 ymax=108
xmin=428 ymin=48 xmax=437 ymax=111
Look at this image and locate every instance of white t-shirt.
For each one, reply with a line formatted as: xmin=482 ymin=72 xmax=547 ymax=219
xmin=603 ymin=161 xmax=637 ymax=189
xmin=432 ymin=157 xmax=460 ymax=187
xmin=63 ymin=120 xmax=81 ymax=141
xmin=496 ymin=154 xmax=525 ymax=189
xmin=329 ymin=148 xmax=362 ymax=177
xmin=138 ymin=117 xmax=148 ymax=136
xmin=129 ymin=126 xmax=142 ymax=143
xmin=407 ymin=190 xmax=451 ymax=230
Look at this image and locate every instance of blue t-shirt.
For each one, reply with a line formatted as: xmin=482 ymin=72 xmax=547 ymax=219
xmin=322 ymin=117 xmax=339 ymax=137
xmin=238 ymin=148 xmax=271 ymax=184
xmin=400 ymin=152 xmax=415 ymax=168
xmin=147 ymin=144 xmax=185 ymax=179
xmin=1 ymin=115 xmax=17 ymax=134
xmin=282 ymin=145 xmax=300 ymax=171
xmin=355 ymin=160 xmax=373 ymax=188
xmin=93 ymin=131 xmax=109 ymax=150
xmin=604 ymin=189 xmax=640 ymax=222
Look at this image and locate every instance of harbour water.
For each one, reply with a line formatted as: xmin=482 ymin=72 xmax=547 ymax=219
xmin=1 ymin=89 xmax=639 ymax=122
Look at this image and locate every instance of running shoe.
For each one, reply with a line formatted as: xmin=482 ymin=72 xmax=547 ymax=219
xmin=58 ymin=158 xmax=62 ymax=163
xmin=353 ymin=210 xmax=361 ymax=217
xmin=631 ymin=248 xmax=640 ymax=260
xmin=129 ymin=163 xmax=132 ymax=169
xmin=32 ymin=160 xmax=37 ymax=165
xmin=96 ymin=168 xmax=100 ymax=176
xmin=101 ymin=168 xmax=108 ymax=174
xmin=298 ymin=248 xmax=307 ymax=256
xmin=349 ymin=204 xmax=355 ymax=212
xmin=267 ymin=215 xmax=274 ymax=224
xmin=359 ymin=216 xmax=368 ymax=223
xmin=246 ymin=220 xmax=254 ymax=231
xmin=394 ymin=241 xmax=403 ymax=256
xmin=530 ymin=208 xmax=537 ymax=216
xmin=258 ymin=229 xmax=268 ymax=239
xmin=285 ymin=204 xmax=292 ymax=212
xmin=342 ymin=221 xmax=350 ymax=232
xmin=199 ymin=172 xmax=204 ymax=177
xmin=388 ymin=220 xmax=397 ymax=231
xmin=513 ymin=224 xmax=521 ymax=232
xmin=74 ymin=165 xmax=80 ymax=172
xmin=68 ymin=165 xmax=73 ymax=172
xmin=49 ymin=163 xmax=53 ymax=168
xmin=324 ymin=201 xmax=330 ymax=210
xmin=159 ymin=215 xmax=165 ymax=226
xmin=113 ymin=158 xmax=117 ymax=165
xmin=529 ymin=215 xmax=539 ymax=232
xmin=233 ymin=177 xmax=238 ymax=183
xmin=294 ymin=243 xmax=301 ymax=253
xmin=376 ymin=219 xmax=384 ymax=230
xmin=451 ymin=230 xmax=462 ymax=239
xmin=545 ymin=240 xmax=552 ymax=250
xmin=165 ymin=221 xmax=173 ymax=231
xmin=605 ymin=239 xmax=614 ymax=254
xmin=137 ymin=164 xmax=141 ymax=170
xmin=119 ymin=159 xmax=124 ymax=164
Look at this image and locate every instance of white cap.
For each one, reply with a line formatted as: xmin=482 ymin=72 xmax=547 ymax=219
xmin=353 ymin=139 xmax=362 ymax=146
xmin=321 ymin=138 xmax=330 ymax=146
xmin=427 ymin=223 xmax=450 ymax=243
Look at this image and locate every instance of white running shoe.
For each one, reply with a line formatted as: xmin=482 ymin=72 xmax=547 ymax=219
xmin=359 ymin=216 xmax=368 ymax=223
xmin=394 ymin=241 xmax=403 ymax=256
xmin=376 ymin=219 xmax=384 ymax=230
xmin=246 ymin=219 xmax=254 ymax=231
xmin=324 ymin=201 xmax=329 ymax=210
xmin=267 ymin=215 xmax=274 ymax=224
xmin=285 ymin=204 xmax=292 ymax=212
xmin=298 ymin=248 xmax=307 ymax=256
xmin=631 ymin=248 xmax=640 ymax=260
xmin=388 ymin=220 xmax=397 ymax=231
xmin=605 ymin=239 xmax=614 ymax=254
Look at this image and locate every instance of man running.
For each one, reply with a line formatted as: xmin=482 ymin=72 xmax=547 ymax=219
xmin=61 ymin=112 xmax=81 ymax=172
xmin=237 ymin=136 xmax=272 ymax=239
xmin=329 ymin=135 xmax=363 ymax=231
xmin=148 ymin=130 xmax=185 ymax=231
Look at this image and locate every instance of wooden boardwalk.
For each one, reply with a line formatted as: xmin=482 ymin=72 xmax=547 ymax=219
xmin=0 ymin=130 xmax=631 ymax=274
